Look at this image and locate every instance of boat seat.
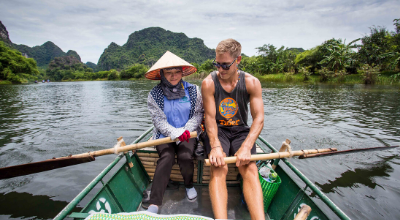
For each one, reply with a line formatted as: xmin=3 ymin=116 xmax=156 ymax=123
xmin=136 ymin=137 xmax=264 ymax=184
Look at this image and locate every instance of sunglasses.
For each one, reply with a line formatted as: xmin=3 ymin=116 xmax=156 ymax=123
xmin=212 ymin=57 xmax=237 ymax=70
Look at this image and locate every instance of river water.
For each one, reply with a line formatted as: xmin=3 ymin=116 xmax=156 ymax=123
xmin=0 ymin=81 xmax=399 ymax=219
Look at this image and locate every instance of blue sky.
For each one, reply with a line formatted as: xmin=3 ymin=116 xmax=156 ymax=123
xmin=1 ymin=0 xmax=399 ymax=63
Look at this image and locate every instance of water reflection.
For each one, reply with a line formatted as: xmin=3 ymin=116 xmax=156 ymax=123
xmin=0 ymin=191 xmax=81 ymax=219
xmin=314 ymin=155 xmax=399 ymax=194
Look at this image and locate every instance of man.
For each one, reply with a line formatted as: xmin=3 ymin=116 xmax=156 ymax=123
xmin=201 ymin=39 xmax=265 ymax=219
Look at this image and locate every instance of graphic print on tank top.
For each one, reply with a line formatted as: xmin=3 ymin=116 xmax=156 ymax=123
xmin=219 ymin=98 xmax=238 ymax=119
xmin=212 ymin=71 xmax=250 ymax=127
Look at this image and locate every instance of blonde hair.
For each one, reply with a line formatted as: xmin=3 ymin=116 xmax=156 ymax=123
xmin=216 ymin=39 xmax=242 ymax=58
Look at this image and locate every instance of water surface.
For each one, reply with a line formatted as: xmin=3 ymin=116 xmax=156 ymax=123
xmin=0 ymin=81 xmax=399 ymax=219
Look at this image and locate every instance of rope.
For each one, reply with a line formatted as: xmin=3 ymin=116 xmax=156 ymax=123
xmin=113 ymin=139 xmax=124 ymax=154
xmin=301 ymin=149 xmax=306 ymax=157
xmin=287 ymin=144 xmax=294 ymax=158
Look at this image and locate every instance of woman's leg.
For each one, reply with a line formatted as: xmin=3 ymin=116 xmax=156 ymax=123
xmin=148 ymin=143 xmax=176 ymax=206
xmin=176 ymin=138 xmax=196 ymax=188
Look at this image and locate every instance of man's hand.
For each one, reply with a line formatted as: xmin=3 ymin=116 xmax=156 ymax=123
xmin=209 ymin=146 xmax=226 ymax=167
xmin=234 ymin=145 xmax=252 ymax=167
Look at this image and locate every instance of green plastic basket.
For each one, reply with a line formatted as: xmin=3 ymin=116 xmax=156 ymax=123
xmin=258 ymin=170 xmax=281 ymax=212
xmin=240 ymin=163 xmax=281 ymax=212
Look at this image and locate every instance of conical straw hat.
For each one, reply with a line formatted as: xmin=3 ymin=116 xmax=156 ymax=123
xmin=145 ymin=51 xmax=197 ymax=80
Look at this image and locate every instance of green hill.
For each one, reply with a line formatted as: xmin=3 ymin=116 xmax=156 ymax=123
xmin=13 ymin=41 xmax=73 ymax=68
xmin=85 ymin=62 xmax=98 ymax=72
xmin=66 ymin=50 xmax=81 ymax=62
xmin=97 ymin=27 xmax=215 ymax=71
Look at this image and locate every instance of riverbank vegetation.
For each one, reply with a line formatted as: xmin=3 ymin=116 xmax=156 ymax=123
xmin=0 ymin=41 xmax=39 ymax=83
xmin=188 ymin=19 xmax=400 ymax=84
xmin=1 ymin=19 xmax=399 ymax=85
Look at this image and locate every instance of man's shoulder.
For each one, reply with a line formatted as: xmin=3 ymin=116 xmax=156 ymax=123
xmin=243 ymin=70 xmax=259 ymax=81
xmin=242 ymin=71 xmax=261 ymax=93
xmin=202 ymin=72 xmax=215 ymax=89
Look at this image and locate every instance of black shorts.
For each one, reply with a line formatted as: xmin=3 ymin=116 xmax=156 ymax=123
xmin=202 ymin=126 xmax=256 ymax=157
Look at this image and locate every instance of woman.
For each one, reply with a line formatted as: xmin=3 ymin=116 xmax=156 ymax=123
xmin=145 ymin=51 xmax=203 ymax=214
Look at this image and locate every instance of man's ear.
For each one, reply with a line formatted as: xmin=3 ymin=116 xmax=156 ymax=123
xmin=236 ymin=56 xmax=242 ymax=65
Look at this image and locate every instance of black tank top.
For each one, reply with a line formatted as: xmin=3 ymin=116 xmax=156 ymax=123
xmin=211 ymin=70 xmax=250 ymax=128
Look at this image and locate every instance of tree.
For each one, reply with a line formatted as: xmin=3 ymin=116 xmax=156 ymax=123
xmin=120 ymin=64 xmax=149 ymax=79
xmin=358 ymin=26 xmax=392 ymax=66
xmin=295 ymin=47 xmax=323 ymax=73
xmin=198 ymin=59 xmax=214 ymax=73
xmin=256 ymin=44 xmax=302 ymax=74
xmin=319 ymin=38 xmax=360 ymax=72
xmin=46 ymin=56 xmax=92 ymax=81
xmin=238 ymin=56 xmax=260 ymax=74
xmin=0 ymin=41 xmax=39 ymax=83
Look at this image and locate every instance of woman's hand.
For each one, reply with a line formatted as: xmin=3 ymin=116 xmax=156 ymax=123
xmin=178 ymin=130 xmax=191 ymax=142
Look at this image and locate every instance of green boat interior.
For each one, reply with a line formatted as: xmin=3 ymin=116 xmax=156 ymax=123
xmin=137 ymin=184 xmax=251 ymax=219
xmin=55 ymin=127 xmax=350 ymax=220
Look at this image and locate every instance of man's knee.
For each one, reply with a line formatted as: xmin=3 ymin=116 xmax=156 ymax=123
xmin=211 ymin=165 xmax=228 ymax=178
xmin=238 ymin=162 xmax=258 ymax=177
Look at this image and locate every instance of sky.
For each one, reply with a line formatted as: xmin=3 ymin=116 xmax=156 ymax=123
xmin=1 ymin=0 xmax=399 ymax=64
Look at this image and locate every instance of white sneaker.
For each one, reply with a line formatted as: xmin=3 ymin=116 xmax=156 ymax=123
xmin=186 ymin=187 xmax=197 ymax=200
xmin=147 ymin=205 xmax=158 ymax=214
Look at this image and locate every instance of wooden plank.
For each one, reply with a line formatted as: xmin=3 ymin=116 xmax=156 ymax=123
xmin=137 ymin=152 xmax=159 ymax=158
xmin=143 ymin=164 xmax=198 ymax=170
xmin=139 ymin=157 xmax=160 ymax=162
xmin=149 ymin=177 xmax=198 ymax=183
xmin=145 ymin=168 xmax=198 ymax=174
xmin=138 ymin=157 xmax=199 ymax=164
xmin=147 ymin=173 xmax=197 ymax=179
xmin=140 ymin=161 xmax=157 ymax=166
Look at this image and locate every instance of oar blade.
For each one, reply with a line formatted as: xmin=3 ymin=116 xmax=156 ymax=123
xmin=0 ymin=156 xmax=95 ymax=180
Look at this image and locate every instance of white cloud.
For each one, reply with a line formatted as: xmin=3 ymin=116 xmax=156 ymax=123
xmin=1 ymin=0 xmax=399 ymax=63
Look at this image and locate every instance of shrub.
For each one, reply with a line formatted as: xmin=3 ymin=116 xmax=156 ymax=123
xmin=107 ymin=69 xmax=119 ymax=80
xmin=360 ymin=64 xmax=380 ymax=84
xmin=120 ymin=64 xmax=149 ymax=79
xmin=318 ymin=67 xmax=334 ymax=82
xmin=299 ymin=67 xmax=311 ymax=81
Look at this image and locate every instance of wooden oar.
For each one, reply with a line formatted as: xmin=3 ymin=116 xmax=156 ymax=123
xmin=204 ymin=148 xmax=337 ymax=166
xmin=0 ymin=132 xmax=197 ymax=180
xmin=298 ymin=145 xmax=399 ymax=159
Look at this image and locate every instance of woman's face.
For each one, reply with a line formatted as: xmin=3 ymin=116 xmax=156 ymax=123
xmin=163 ymin=68 xmax=183 ymax=85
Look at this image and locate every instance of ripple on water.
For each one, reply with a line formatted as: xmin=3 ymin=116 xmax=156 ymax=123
xmin=0 ymin=81 xmax=399 ymax=219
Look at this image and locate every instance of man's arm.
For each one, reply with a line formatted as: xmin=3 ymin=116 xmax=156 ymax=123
xmin=201 ymin=76 xmax=226 ymax=167
xmin=234 ymin=74 xmax=264 ymax=167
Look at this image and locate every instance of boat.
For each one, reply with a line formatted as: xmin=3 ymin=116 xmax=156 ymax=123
xmin=54 ymin=126 xmax=350 ymax=220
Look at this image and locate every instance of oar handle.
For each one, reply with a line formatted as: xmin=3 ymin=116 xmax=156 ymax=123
xmin=204 ymin=148 xmax=337 ymax=166
xmin=64 ymin=131 xmax=198 ymax=159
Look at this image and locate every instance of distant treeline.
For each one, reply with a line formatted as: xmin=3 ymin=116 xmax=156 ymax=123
xmin=1 ymin=19 xmax=399 ymax=84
